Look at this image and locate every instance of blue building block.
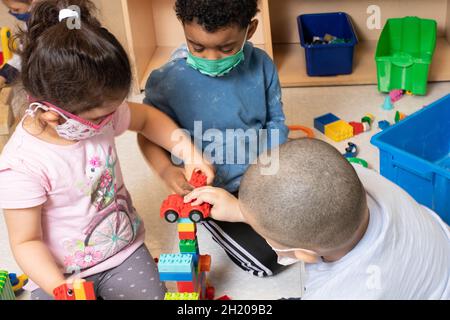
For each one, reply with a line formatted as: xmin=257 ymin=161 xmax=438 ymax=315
xmin=178 ymin=218 xmax=192 ymax=224
xmin=314 ymin=113 xmax=340 ymax=134
xmin=378 ymin=120 xmax=391 ymax=131
xmin=159 ymin=272 xmax=195 ymax=282
xmin=158 ymin=254 xmax=194 ymax=273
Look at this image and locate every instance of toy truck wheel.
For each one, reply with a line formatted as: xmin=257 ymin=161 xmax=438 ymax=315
xmin=189 ymin=210 xmax=204 ymax=223
xmin=164 ymin=210 xmax=179 ymax=223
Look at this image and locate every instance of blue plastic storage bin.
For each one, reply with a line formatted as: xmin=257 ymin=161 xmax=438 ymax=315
xmin=298 ymin=12 xmax=358 ymax=76
xmin=371 ymin=94 xmax=450 ymax=224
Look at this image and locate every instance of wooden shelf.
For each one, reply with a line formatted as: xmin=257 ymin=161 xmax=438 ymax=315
xmin=274 ymin=38 xmax=450 ymax=88
xmin=274 ymin=41 xmax=378 ymax=87
xmin=102 ymin=0 xmax=450 ymax=90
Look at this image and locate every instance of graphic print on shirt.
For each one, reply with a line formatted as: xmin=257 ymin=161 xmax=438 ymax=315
xmin=90 ymin=146 xmax=117 ymax=211
xmin=63 ymin=145 xmax=141 ymax=274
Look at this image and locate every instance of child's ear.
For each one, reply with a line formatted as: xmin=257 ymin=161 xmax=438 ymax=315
xmin=246 ymin=19 xmax=259 ymax=40
xmin=39 ymin=111 xmax=62 ymax=128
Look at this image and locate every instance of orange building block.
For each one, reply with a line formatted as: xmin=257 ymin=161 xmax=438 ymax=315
xmin=199 ymin=255 xmax=211 ymax=273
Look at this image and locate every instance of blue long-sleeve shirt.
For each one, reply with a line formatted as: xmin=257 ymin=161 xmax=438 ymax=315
xmin=144 ymin=42 xmax=289 ymax=192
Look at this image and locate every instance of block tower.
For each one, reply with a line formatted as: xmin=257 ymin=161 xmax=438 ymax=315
xmin=159 ymin=171 xmax=215 ymax=300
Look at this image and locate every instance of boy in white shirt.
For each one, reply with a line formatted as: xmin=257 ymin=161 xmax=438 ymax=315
xmin=185 ymin=139 xmax=450 ymax=299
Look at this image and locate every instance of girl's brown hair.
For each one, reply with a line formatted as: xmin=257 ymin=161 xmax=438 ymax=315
xmin=19 ymin=0 xmax=132 ymax=114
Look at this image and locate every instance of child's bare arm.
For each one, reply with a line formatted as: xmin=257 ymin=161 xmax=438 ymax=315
xmin=184 ymin=187 xmax=246 ymax=223
xmin=4 ymin=206 xmax=66 ymax=296
xmin=128 ymin=101 xmax=214 ymax=184
xmin=137 ymin=135 xmax=194 ymax=195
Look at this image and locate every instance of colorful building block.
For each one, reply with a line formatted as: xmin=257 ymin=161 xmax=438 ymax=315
xmin=349 ymin=122 xmax=364 ymax=135
xmin=178 ymin=222 xmax=196 ymax=233
xmin=158 ymin=254 xmax=194 ymax=273
xmin=378 ymin=120 xmax=391 ymax=130
xmin=199 ymin=255 xmax=212 ymax=273
xmin=0 ymin=270 xmax=15 ymax=300
xmin=53 ymin=283 xmax=75 ymax=300
xmin=324 ymin=120 xmax=354 ymax=142
xmin=395 ymin=111 xmax=407 ymax=123
xmin=179 ymin=239 xmax=199 ymax=254
xmin=189 ymin=170 xmax=208 ymax=188
xmin=314 ymin=113 xmax=340 ymax=134
xmin=165 ymin=292 xmax=200 ymax=300
xmin=72 ymin=279 xmax=96 ymax=300
xmin=361 ymin=114 xmax=375 ymax=126
xmin=177 ymin=280 xmax=197 ymax=293
xmin=179 ymin=231 xmax=197 ymax=240
xmin=159 ymin=272 xmax=195 ymax=282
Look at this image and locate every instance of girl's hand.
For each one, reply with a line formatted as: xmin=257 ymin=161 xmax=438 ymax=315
xmin=161 ymin=165 xmax=194 ymax=196
xmin=184 ymin=187 xmax=245 ymax=223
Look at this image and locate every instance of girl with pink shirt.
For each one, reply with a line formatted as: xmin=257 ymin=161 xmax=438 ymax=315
xmin=0 ymin=0 xmax=214 ymax=300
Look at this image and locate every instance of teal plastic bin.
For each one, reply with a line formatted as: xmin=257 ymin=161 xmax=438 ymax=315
xmin=375 ymin=17 xmax=437 ymax=95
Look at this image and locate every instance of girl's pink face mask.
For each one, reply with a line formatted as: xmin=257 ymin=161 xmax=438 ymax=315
xmin=26 ymin=101 xmax=114 ymax=141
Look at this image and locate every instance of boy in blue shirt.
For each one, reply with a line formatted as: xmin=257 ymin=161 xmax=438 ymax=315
xmin=140 ymin=0 xmax=289 ymax=277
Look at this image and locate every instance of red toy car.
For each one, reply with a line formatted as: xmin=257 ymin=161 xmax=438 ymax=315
xmin=160 ymin=171 xmax=211 ymax=223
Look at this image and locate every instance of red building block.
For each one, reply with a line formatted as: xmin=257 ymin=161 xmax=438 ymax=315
xmin=349 ymin=122 xmax=364 ymax=135
xmin=53 ymin=283 xmax=75 ymax=300
xmin=179 ymin=231 xmax=197 ymax=240
xmin=177 ymin=280 xmax=197 ymax=293
xmin=189 ymin=171 xmax=207 ymax=188
xmin=83 ymin=281 xmax=96 ymax=300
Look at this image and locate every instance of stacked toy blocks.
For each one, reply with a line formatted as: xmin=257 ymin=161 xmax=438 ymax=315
xmin=314 ymin=113 xmax=374 ymax=142
xmin=0 ymin=270 xmax=15 ymax=300
xmin=314 ymin=113 xmax=354 ymax=142
xmin=159 ymin=171 xmax=215 ymax=301
xmin=53 ymin=279 xmax=96 ymax=300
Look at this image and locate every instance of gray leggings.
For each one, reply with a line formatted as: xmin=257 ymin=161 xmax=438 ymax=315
xmin=31 ymin=245 xmax=167 ymax=300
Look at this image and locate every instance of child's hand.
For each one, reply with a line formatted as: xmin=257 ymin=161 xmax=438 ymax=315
xmin=184 ymin=187 xmax=245 ymax=223
xmin=161 ymin=165 xmax=194 ymax=196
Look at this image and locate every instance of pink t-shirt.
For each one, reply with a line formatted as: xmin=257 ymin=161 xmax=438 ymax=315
xmin=0 ymin=103 xmax=145 ymax=291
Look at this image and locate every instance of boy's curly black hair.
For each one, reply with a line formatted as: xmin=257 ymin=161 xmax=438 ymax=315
xmin=175 ymin=0 xmax=258 ymax=32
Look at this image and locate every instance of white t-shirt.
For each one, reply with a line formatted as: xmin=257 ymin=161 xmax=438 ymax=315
xmin=302 ymin=166 xmax=450 ymax=300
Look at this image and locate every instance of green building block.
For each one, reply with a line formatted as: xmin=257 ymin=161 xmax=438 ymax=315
xmin=179 ymin=239 xmax=199 ymax=253
xmin=0 ymin=270 xmax=16 ymax=300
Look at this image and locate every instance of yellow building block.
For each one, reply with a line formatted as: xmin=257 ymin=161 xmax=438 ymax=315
xmin=324 ymin=120 xmax=354 ymax=142
xmin=165 ymin=292 xmax=200 ymax=300
xmin=178 ymin=222 xmax=196 ymax=233
xmin=73 ymin=279 xmax=87 ymax=300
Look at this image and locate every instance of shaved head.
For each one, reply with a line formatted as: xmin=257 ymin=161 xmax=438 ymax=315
xmin=239 ymin=139 xmax=367 ymax=251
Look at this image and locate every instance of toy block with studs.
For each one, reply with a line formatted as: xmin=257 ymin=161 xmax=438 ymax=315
xmin=158 ymin=254 xmax=194 ymax=273
xmin=179 ymin=239 xmax=199 ymax=254
xmin=0 ymin=270 xmax=15 ymax=300
xmin=324 ymin=120 xmax=354 ymax=142
xmin=165 ymin=292 xmax=200 ymax=300
xmin=314 ymin=113 xmax=340 ymax=134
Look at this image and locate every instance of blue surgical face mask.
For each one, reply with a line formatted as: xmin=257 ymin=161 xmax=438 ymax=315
xmin=186 ymin=26 xmax=249 ymax=77
xmin=9 ymin=11 xmax=31 ymax=22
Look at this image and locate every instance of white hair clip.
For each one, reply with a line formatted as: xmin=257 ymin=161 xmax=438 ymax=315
xmin=58 ymin=8 xmax=79 ymax=22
